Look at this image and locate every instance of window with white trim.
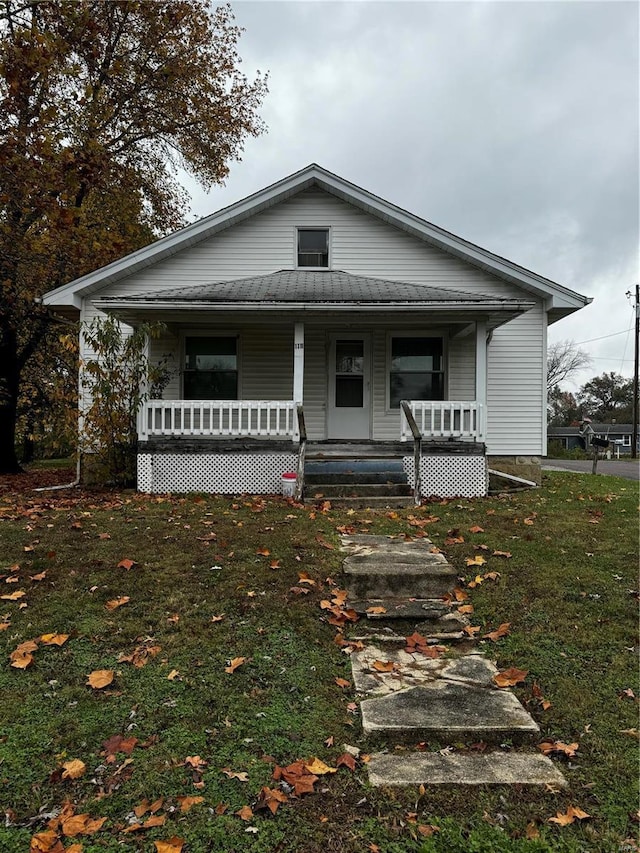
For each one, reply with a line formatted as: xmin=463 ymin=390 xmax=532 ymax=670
xmin=622 ymin=435 xmax=631 ymax=446
xmin=183 ymin=336 xmax=237 ymax=399
xmin=389 ymin=336 xmax=444 ymax=408
xmin=297 ymin=228 xmax=329 ymax=267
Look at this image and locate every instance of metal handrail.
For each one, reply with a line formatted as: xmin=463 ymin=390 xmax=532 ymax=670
xmin=401 ymin=401 xmax=422 ymax=505
xmin=294 ymin=404 xmax=307 ymax=502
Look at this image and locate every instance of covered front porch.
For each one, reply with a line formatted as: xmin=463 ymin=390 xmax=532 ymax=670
xmin=94 ymin=268 xmax=533 ymax=498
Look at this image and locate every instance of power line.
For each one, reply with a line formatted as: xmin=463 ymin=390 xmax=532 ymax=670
xmin=574 ymin=327 xmax=634 ymax=344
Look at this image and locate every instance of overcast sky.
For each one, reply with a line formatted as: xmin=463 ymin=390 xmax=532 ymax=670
xmin=183 ymin=0 xmax=639 ymax=392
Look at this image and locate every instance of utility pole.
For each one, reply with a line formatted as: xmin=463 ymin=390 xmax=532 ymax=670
xmin=632 ymin=285 xmax=639 ymax=460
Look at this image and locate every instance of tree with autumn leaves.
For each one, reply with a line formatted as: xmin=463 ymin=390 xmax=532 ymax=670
xmin=0 ymin=0 xmax=267 ymax=473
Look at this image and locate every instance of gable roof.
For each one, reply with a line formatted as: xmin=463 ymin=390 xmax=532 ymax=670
xmin=95 ymin=269 xmax=535 ymax=327
xmin=42 ymin=163 xmax=591 ymax=319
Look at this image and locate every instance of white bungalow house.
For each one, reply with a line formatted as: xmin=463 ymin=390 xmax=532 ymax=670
xmin=42 ymin=164 xmax=590 ymax=502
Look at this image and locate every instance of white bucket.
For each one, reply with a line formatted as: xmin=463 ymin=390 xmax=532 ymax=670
xmin=281 ymin=472 xmax=297 ymax=497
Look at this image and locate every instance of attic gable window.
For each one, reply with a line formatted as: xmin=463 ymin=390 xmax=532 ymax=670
xmin=297 ymin=228 xmax=329 ymax=267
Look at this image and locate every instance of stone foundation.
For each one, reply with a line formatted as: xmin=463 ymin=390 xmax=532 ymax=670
xmin=487 ymin=456 xmax=541 ymax=485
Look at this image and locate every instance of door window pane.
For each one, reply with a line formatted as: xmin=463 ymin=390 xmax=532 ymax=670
xmin=336 ymin=340 xmax=363 ymax=374
xmin=336 ymin=375 xmax=363 ymax=408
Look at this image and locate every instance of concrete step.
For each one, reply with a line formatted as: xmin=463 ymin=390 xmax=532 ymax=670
xmin=305 ymin=471 xmax=408 ymax=485
xmin=348 ymin=598 xmax=468 ymax=633
xmin=343 ymin=558 xmax=456 ymax=600
xmin=366 ymin=752 xmax=567 ymax=787
xmin=306 ymin=441 xmax=407 ymax=459
xmin=360 ymin=682 xmax=540 ymax=744
xmin=307 ymin=483 xmax=412 ymax=499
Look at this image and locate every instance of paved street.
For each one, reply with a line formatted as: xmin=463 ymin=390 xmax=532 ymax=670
xmin=543 ymin=458 xmax=640 ymax=482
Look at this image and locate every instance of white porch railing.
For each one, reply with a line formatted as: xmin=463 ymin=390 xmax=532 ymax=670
xmin=139 ymin=400 xmax=298 ymax=440
xmin=400 ymin=401 xmax=485 ymax=442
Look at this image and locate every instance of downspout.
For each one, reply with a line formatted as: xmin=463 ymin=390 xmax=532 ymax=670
xmin=33 ymin=453 xmax=81 ymax=492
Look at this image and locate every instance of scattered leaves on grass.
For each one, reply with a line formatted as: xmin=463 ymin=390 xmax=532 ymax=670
xmin=176 ymin=796 xmax=204 ymax=813
xmin=10 ymin=639 xmax=38 ymax=669
xmin=493 ymin=667 xmax=528 ymax=688
xmin=118 ymin=640 xmax=161 ymax=668
xmin=548 ymin=805 xmax=590 ymax=825
xmin=87 ymin=669 xmax=114 ymax=689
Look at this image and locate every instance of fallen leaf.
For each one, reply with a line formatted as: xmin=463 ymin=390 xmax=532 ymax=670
xmin=211 ymin=614 xmax=225 ymax=622
xmin=117 ymin=559 xmax=136 ymax=570
xmin=105 ymin=596 xmax=130 ymax=611
xmin=469 ymin=525 xmax=485 ymax=533
xmin=366 ymin=605 xmax=387 ymax=615
xmin=154 ymin=838 xmax=184 ymax=853
xmin=61 ymin=759 xmax=86 ymax=780
xmin=465 ymin=555 xmax=486 ymax=567
xmin=176 ymin=796 xmax=204 ymax=813
xmin=457 ymin=604 xmax=474 ymax=614
xmin=167 ymin=669 xmax=180 ymax=680
xmin=538 ymin=740 xmax=579 ymax=757
xmin=225 ymin=656 xmax=247 ymax=674
xmin=257 ymin=785 xmax=288 ymax=814
xmin=256 ymin=547 xmax=270 ymax=556
xmin=335 ymin=677 xmax=351 ymax=688
xmin=30 ymin=571 xmax=47 ymax=581
xmin=40 ymin=633 xmax=69 ymax=646
xmin=29 ymin=831 xmax=65 ymax=852
xmin=305 ymin=757 xmax=337 ymax=775
xmin=336 ymin=752 xmax=357 ymax=771
xmin=492 ymin=550 xmax=512 ymax=558
xmin=222 ymin=767 xmax=250 ymax=782
xmin=235 ymin=805 xmax=253 ymax=821
xmin=87 ymin=670 xmax=114 ymax=689
xmin=1 ymin=589 xmax=26 ymax=600
xmin=548 ymin=805 xmax=590 ymax=825
xmin=482 ymin=622 xmax=511 ymax=642
xmin=525 ymin=822 xmax=540 ymax=840
xmin=372 ymin=660 xmax=395 ymax=672
xmin=493 ymin=667 xmax=527 ymax=688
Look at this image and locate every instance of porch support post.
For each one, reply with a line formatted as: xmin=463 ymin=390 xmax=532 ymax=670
xmin=293 ymin=322 xmax=305 ymax=403
xmin=475 ymin=319 xmax=487 ymax=441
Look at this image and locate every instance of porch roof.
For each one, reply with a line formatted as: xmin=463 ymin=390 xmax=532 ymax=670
xmin=95 ymin=269 xmax=535 ymax=328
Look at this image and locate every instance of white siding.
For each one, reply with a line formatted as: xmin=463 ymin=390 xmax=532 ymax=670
xmin=486 ymin=304 xmax=545 ymax=455
xmin=86 ymin=187 xmax=546 ymax=454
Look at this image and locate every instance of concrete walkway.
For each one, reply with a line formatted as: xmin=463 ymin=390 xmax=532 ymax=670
xmin=544 ymin=458 xmax=639 ymax=481
xmin=341 ymin=534 xmax=567 ymax=788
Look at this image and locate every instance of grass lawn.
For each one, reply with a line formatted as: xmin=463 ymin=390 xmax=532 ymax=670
xmin=0 ymin=470 xmax=638 ymax=853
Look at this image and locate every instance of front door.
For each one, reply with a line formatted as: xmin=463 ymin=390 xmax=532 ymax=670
xmin=327 ymin=335 xmax=371 ymax=438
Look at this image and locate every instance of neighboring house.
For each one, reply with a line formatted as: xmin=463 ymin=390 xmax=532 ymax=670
xmin=42 ymin=164 xmax=591 ymax=500
xmin=548 ymin=424 xmax=639 ymax=455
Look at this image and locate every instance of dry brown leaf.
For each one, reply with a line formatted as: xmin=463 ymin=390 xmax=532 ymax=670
xmin=29 ymin=830 xmax=64 ymax=852
xmin=538 ymin=740 xmax=579 ymax=757
xmin=469 ymin=525 xmax=485 ymax=533
xmin=258 ymin=785 xmax=288 ymax=815
xmin=372 ymin=660 xmax=395 ymax=672
xmin=167 ymin=669 xmax=180 ymax=680
xmin=334 ymin=677 xmax=351 ymax=688
xmin=482 ymin=622 xmax=511 ymax=642
xmin=548 ymin=805 xmax=590 ymax=825
xmin=525 ymin=822 xmax=540 ymax=840
xmin=224 ymin=656 xmax=247 ymax=674
xmin=493 ymin=667 xmax=528 ymax=688
xmin=176 ymin=796 xmax=204 ymax=813
xmin=211 ymin=614 xmax=225 ymax=622
xmin=256 ymin=547 xmax=270 ymax=556
xmin=87 ymin=669 xmax=114 ymax=689
xmin=105 ymin=596 xmax=130 ymax=611
xmin=61 ymin=759 xmax=86 ymax=780
xmin=1 ymin=589 xmax=26 ymax=600
xmin=0 ymin=622 xmax=10 ymax=631
xmin=40 ymin=633 xmax=69 ymax=646
xmin=366 ymin=606 xmax=387 ymax=615
xmin=305 ymin=757 xmax=337 ymax=775
xmin=117 ymin=558 xmax=135 ymax=570
xmin=235 ymin=805 xmax=253 ymax=821
xmin=221 ymin=767 xmax=250 ymax=782
xmin=492 ymin=550 xmax=512 ymax=558
xmin=30 ymin=571 xmax=47 ymax=581
xmin=457 ymin=604 xmax=474 ymax=614
xmin=465 ymin=555 xmax=486 ymax=567
xmin=336 ymin=752 xmax=357 ymax=771
xmin=154 ymin=838 xmax=184 ymax=853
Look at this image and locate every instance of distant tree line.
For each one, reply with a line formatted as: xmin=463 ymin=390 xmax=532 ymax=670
xmin=547 ymin=341 xmax=634 ymax=425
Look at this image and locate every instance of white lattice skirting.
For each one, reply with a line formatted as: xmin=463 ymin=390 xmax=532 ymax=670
xmin=137 ymin=453 xmax=298 ymax=495
xmin=403 ymin=455 xmax=488 ymax=498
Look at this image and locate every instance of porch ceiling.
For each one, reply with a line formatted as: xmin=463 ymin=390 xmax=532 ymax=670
xmin=95 ymin=270 xmax=535 ymax=331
